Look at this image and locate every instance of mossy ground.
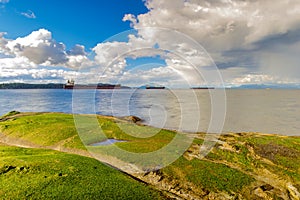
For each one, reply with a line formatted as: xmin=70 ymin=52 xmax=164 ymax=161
xmin=0 ymin=112 xmax=166 ymax=199
xmin=0 ymin=144 xmax=164 ymax=199
xmin=0 ymin=112 xmax=299 ymax=199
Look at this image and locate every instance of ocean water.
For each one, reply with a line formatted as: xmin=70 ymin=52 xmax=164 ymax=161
xmin=0 ymin=89 xmax=299 ymax=136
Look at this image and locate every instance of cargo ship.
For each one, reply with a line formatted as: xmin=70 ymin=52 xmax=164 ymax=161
xmin=64 ymin=80 xmax=122 ymax=89
xmin=64 ymin=79 xmax=75 ymax=89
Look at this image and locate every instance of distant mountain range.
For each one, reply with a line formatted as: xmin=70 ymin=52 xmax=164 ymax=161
xmin=228 ymin=84 xmax=300 ymax=89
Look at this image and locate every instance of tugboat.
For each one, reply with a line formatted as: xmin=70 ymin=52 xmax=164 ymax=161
xmin=145 ymin=85 xmax=165 ymax=89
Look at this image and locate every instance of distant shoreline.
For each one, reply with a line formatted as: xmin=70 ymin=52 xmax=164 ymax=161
xmin=0 ymin=83 xmax=64 ymax=89
xmin=1 ymin=83 xmax=300 ymax=89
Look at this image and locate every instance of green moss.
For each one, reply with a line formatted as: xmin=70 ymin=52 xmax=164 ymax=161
xmin=163 ymin=156 xmax=254 ymax=193
xmin=193 ymin=138 xmax=204 ymax=145
xmin=0 ymin=144 xmax=164 ymax=199
xmin=0 ymin=113 xmax=82 ymax=147
xmin=211 ymin=145 xmax=259 ymax=171
xmin=238 ymin=134 xmax=300 ymax=152
xmin=0 ymin=111 xmax=21 ymax=119
xmin=188 ymin=160 xmax=254 ymax=192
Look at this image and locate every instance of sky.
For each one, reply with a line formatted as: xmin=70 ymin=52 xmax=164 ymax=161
xmin=1 ymin=0 xmax=300 ymax=88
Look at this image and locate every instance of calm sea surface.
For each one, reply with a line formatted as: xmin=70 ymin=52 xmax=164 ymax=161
xmin=0 ymin=89 xmax=299 ymax=136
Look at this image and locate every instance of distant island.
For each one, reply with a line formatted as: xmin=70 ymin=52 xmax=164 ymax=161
xmin=229 ymin=84 xmax=300 ymax=89
xmin=0 ymin=83 xmax=64 ymax=89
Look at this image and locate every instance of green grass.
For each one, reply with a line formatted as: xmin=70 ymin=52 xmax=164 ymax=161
xmin=0 ymin=112 xmax=85 ymax=149
xmin=0 ymin=110 xmax=20 ymax=119
xmin=0 ymin=112 xmax=192 ymax=169
xmin=0 ymin=112 xmax=189 ymax=154
xmin=238 ymin=134 xmax=300 ymax=152
xmin=0 ymin=144 xmax=164 ymax=199
xmin=1 ymin=112 xmax=300 ymax=198
xmin=206 ymin=143 xmax=261 ymax=172
xmin=238 ymin=134 xmax=300 ymax=171
xmin=162 ymin=156 xmax=254 ymax=193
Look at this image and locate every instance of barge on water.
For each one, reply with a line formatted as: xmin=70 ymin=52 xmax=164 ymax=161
xmin=191 ymin=87 xmax=215 ymax=89
xmin=64 ymin=80 xmax=122 ymax=89
xmin=145 ymin=86 xmax=165 ymax=89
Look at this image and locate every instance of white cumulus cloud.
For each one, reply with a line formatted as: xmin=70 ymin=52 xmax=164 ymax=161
xmin=0 ymin=29 xmax=92 ymax=83
xmin=120 ymin=0 xmax=300 ymax=85
xmin=126 ymin=0 xmax=300 ymax=50
xmin=91 ymin=27 xmax=216 ymax=87
xmin=1 ymin=29 xmax=91 ymax=69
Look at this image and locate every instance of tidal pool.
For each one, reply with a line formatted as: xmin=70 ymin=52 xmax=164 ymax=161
xmin=89 ymin=139 xmax=126 ymax=146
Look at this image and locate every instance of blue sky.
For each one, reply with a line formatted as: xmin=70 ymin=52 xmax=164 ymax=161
xmin=0 ymin=0 xmax=147 ymax=48
xmin=1 ymin=0 xmax=300 ymax=87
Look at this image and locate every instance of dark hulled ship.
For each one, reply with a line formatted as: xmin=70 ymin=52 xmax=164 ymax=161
xmin=64 ymin=80 xmax=122 ymax=89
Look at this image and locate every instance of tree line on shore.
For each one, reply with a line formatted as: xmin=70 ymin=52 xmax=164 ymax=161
xmin=0 ymin=83 xmax=64 ymax=89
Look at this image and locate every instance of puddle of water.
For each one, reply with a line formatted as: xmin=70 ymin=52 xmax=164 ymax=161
xmin=89 ymin=139 xmax=125 ymax=146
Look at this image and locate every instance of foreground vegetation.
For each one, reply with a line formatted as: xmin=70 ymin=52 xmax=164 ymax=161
xmin=0 ymin=144 xmax=163 ymax=199
xmin=0 ymin=111 xmax=300 ymax=199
